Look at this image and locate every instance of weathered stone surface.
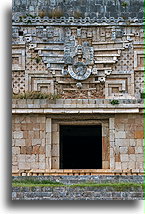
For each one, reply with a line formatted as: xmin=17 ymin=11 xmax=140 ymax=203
xmin=12 ymin=0 xmax=144 ymax=175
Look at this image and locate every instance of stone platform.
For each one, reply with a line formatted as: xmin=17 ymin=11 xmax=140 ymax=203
xmin=12 ymin=175 xmax=144 ymax=200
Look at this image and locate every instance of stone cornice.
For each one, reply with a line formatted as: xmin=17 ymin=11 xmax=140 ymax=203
xmin=12 ymin=16 xmax=144 ymax=26
xmin=12 ymin=99 xmax=144 ymax=114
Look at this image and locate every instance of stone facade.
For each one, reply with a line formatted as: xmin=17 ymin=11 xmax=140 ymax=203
xmin=12 ymin=0 xmax=144 ymax=176
xmin=12 ymin=110 xmax=144 ymax=174
xmin=12 ymin=186 xmax=144 ymax=200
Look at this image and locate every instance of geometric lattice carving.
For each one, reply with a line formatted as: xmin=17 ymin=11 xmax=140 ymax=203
xmin=135 ymin=71 xmax=144 ymax=98
xmin=113 ymin=49 xmax=134 ymax=73
xmin=12 ymin=71 xmax=25 ymax=94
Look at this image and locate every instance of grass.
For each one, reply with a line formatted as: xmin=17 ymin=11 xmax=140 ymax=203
xmin=71 ymin=182 xmax=143 ymax=191
xmin=12 ymin=179 xmax=64 ymax=187
xmin=12 ymin=180 xmax=143 ymax=191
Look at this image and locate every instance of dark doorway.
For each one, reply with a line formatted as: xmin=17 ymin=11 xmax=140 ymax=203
xmin=60 ymin=125 xmax=102 ymax=169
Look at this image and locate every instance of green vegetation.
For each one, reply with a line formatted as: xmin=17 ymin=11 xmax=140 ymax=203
xmin=141 ymin=93 xmax=145 ymax=99
xmin=12 ymin=91 xmax=61 ymax=99
xmin=12 ymin=179 xmax=143 ymax=191
xmin=110 ymin=99 xmax=120 ymax=105
xmin=35 ymin=56 xmax=41 ymax=64
xmin=12 ymin=179 xmax=64 ymax=187
xmin=121 ymin=1 xmax=128 ymax=7
xmin=71 ymin=182 xmax=143 ymax=191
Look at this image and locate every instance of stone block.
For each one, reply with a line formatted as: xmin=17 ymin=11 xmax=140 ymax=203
xmin=46 ymin=118 xmax=51 ymax=133
xmin=52 ymin=132 xmax=59 ymax=145
xmin=129 ymin=139 xmax=136 ymax=146
xmin=121 ymin=162 xmax=128 ymax=170
xmin=30 ymin=162 xmax=39 ymax=170
xmin=39 ymin=154 xmax=45 ymax=162
xmin=52 ymin=157 xmax=59 ymax=169
xmin=128 ymin=161 xmax=135 ymax=169
xmin=102 ymin=127 xmax=108 ymax=137
xmin=136 ymin=162 xmax=143 ymax=170
xmin=119 ymin=147 xmax=128 ymax=154
xmin=46 ymin=133 xmax=51 ymax=145
xmin=110 ymin=130 xmax=115 ymax=141
xmin=115 ymin=162 xmax=121 ymax=170
xmin=115 ymin=154 xmax=120 ymax=162
xmin=18 ymin=154 xmax=25 ymax=162
xmin=12 ymin=139 xmax=15 ymax=146
xmin=40 ymin=131 xmax=45 ymax=139
xmin=26 ymin=146 xmax=33 ymax=155
xmin=23 ymin=154 xmax=31 ymax=162
xmin=20 ymin=146 xmax=27 ymax=154
xmin=126 ymin=130 xmax=135 ymax=139
xmin=115 ymin=131 xmax=126 ymax=139
xmin=12 ymin=165 xmax=18 ymax=171
xmin=30 ymin=154 xmax=36 ymax=162
xmin=110 ymin=157 xmax=115 ymax=169
xmin=115 ymin=139 xmax=129 ymax=147
xmin=129 ymin=154 xmax=136 ymax=162
xmin=12 ymin=155 xmax=17 ymax=162
xmin=52 ymin=124 xmax=58 ymax=132
xmin=110 ymin=141 xmax=114 ymax=147
xmin=136 ymin=154 xmax=144 ymax=162
xmin=40 ymin=123 xmax=45 ymax=131
xmin=52 ymin=144 xmax=59 ymax=157
xmin=135 ymin=147 xmax=143 ymax=154
xmin=120 ymin=154 xmax=129 ymax=162
xmin=109 ymin=118 xmax=115 ymax=129
xmin=34 ymin=131 xmax=40 ymax=139
xmin=134 ymin=131 xmax=144 ymax=139
xmin=33 ymin=123 xmax=40 ymax=131
xmin=136 ymin=139 xmax=143 ymax=147
xmin=21 ymin=124 xmax=27 ymax=131
xmin=39 ymin=146 xmax=45 ymax=154
xmin=27 ymin=131 xmax=35 ymax=139
xmin=37 ymin=116 xmax=45 ymax=123
xmin=32 ymin=145 xmax=40 ymax=154
xmin=12 ymin=147 xmax=20 ymax=155
xmin=13 ymin=131 xmax=23 ymax=139
xmin=102 ymin=161 xmax=109 ymax=169
xmin=32 ymin=139 xmax=42 ymax=145
xmin=128 ymin=146 xmax=135 ymax=154
xmin=45 ymin=157 xmax=51 ymax=170
xmin=14 ymin=124 xmax=21 ymax=131
xmin=39 ymin=162 xmax=45 ymax=170
xmin=15 ymin=139 xmax=25 ymax=146
xmin=25 ymin=139 xmax=32 ymax=147
xmin=46 ymin=144 xmax=51 ymax=158
xmin=18 ymin=162 xmax=30 ymax=170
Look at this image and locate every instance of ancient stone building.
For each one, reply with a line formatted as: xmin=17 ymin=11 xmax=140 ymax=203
xmin=12 ymin=0 xmax=144 ymax=176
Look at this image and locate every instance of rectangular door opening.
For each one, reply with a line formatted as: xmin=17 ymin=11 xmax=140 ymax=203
xmin=60 ymin=125 xmax=102 ymax=169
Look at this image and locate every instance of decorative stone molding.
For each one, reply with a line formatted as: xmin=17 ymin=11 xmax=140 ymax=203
xmin=12 ymin=45 xmax=25 ymax=71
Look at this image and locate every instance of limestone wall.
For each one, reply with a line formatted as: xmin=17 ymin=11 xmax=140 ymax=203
xmin=12 ymin=115 xmax=47 ymax=172
xmin=110 ymin=114 xmax=144 ymax=171
xmin=12 ymin=113 xmax=144 ymax=173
